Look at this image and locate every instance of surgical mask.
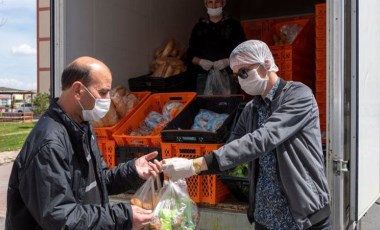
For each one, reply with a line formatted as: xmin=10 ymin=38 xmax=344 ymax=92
xmin=78 ymin=85 xmax=111 ymax=121
xmin=238 ymin=67 xmax=268 ymax=96
xmin=207 ymin=7 xmax=223 ymax=17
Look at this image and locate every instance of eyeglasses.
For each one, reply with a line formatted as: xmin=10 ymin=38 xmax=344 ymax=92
xmin=232 ymin=64 xmax=260 ymax=80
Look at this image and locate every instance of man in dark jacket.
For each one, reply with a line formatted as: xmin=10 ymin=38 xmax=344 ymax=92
xmin=6 ymin=56 xmax=162 ymax=230
xmin=163 ymin=40 xmax=331 ymax=229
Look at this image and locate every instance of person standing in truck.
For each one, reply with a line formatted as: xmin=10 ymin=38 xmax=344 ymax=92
xmin=163 ymin=40 xmax=332 ymax=230
xmin=6 ymin=56 xmax=162 ymax=230
xmin=186 ymin=0 xmax=246 ymax=94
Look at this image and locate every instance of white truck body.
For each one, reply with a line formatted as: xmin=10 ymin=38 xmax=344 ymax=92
xmin=51 ymin=0 xmax=380 ymax=229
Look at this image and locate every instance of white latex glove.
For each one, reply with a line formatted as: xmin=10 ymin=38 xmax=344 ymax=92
xmin=162 ymin=158 xmax=196 ymax=181
xmin=213 ymin=58 xmax=230 ymax=70
xmin=199 ymin=59 xmax=214 ymax=71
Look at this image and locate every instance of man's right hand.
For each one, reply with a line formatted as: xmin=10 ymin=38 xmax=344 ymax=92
xmin=199 ymin=59 xmax=214 ymax=71
xmin=131 ymin=205 xmax=153 ymax=230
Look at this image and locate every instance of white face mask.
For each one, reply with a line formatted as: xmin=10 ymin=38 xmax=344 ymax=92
xmin=207 ymin=7 xmax=223 ymax=17
xmin=238 ymin=67 xmax=268 ymax=96
xmin=79 ymin=85 xmax=111 ymax=121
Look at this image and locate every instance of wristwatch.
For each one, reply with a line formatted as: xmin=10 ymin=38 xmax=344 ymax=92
xmin=192 ymin=159 xmax=201 ymax=175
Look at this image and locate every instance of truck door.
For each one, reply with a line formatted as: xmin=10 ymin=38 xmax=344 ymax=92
xmin=327 ymin=0 xmax=380 ymax=229
xmin=349 ymin=0 xmax=380 ymax=228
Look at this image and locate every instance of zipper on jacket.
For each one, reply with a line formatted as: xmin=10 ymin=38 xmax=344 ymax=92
xmin=84 ymin=132 xmax=105 ymax=205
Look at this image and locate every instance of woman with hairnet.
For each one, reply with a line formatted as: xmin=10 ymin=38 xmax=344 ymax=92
xmin=163 ymin=40 xmax=332 ymax=229
xmin=186 ymin=0 xmax=245 ymax=95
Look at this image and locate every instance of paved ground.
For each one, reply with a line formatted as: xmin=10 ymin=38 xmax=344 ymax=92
xmin=0 ymin=151 xmax=380 ymax=229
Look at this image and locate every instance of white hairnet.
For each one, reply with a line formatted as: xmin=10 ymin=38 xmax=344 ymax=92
xmin=229 ymin=40 xmax=279 ymax=72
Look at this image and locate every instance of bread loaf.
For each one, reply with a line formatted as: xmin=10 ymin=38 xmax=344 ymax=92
xmin=91 ymin=86 xmax=140 ymax=128
xmin=161 ymin=39 xmax=175 ymax=57
xmin=150 ymin=39 xmax=187 ymax=78
xmin=92 ymin=101 xmax=118 ymax=127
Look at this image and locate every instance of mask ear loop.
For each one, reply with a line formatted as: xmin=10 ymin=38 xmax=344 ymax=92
xmin=264 ymin=59 xmax=272 ymax=71
xmin=82 ymin=84 xmax=96 ymax=100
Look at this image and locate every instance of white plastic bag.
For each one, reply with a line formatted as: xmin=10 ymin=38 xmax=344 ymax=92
xmin=130 ymin=176 xmax=162 ymax=210
xmin=149 ymin=179 xmax=200 ymax=230
xmin=204 ymin=68 xmax=231 ymax=95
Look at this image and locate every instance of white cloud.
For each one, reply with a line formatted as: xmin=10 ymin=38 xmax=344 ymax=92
xmin=11 ymin=43 xmax=36 ymax=56
xmin=0 ymin=78 xmax=36 ymax=90
xmin=0 ymin=0 xmax=37 ymax=91
xmin=1 ymin=0 xmax=35 ymax=10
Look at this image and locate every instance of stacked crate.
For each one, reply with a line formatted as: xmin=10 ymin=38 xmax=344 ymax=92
xmin=261 ymin=18 xmax=316 ymax=92
xmin=95 ymin=91 xmax=151 ymax=168
xmin=113 ymin=92 xmax=196 ymax=147
xmin=161 ymin=142 xmax=230 ymax=205
xmin=315 ymin=3 xmax=327 ymax=140
xmin=241 ymin=15 xmax=315 ymax=41
xmin=160 ymin=96 xmax=244 ymax=204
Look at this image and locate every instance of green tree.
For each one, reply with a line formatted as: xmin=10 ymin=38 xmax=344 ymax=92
xmin=31 ymin=93 xmax=50 ymax=116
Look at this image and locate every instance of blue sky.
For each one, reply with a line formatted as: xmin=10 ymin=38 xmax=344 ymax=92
xmin=0 ymin=0 xmax=36 ymax=90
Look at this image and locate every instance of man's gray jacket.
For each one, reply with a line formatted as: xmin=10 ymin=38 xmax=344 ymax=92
xmin=204 ymin=80 xmax=331 ymax=229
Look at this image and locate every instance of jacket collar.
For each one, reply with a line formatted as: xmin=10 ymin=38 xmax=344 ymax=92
xmin=47 ymin=98 xmax=89 ymax=143
xmin=252 ymin=78 xmax=286 ymax=108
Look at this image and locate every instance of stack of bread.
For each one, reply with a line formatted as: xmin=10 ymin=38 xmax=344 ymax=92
xmin=91 ymin=86 xmax=139 ymax=128
xmin=150 ymin=39 xmax=187 ymax=78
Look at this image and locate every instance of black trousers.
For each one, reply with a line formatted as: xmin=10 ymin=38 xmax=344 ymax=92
xmin=254 ymin=216 xmax=332 ymax=230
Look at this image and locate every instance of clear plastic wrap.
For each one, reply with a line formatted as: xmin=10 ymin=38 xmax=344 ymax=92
xmin=191 ymin=109 xmax=228 ymax=132
xmin=204 ymin=69 xmax=231 ymax=95
xmin=150 ymin=179 xmax=200 ymax=230
xmin=279 ymin=24 xmax=303 ymax=44
xmin=129 ymin=102 xmax=184 ymax=136
xmin=162 ymin=102 xmax=184 ymax=121
xmin=130 ymin=176 xmax=162 ymax=210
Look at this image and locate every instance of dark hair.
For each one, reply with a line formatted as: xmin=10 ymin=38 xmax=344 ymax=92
xmin=61 ymin=63 xmax=92 ymax=90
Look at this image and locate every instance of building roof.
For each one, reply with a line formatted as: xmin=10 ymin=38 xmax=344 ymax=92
xmin=0 ymin=87 xmax=36 ymax=95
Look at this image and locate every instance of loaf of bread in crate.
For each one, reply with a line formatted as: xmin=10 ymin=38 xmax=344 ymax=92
xmin=111 ymin=86 xmax=139 ymax=118
xmin=91 ymin=85 xmax=139 ymax=128
xmin=151 ymin=39 xmax=187 ymax=78
xmin=91 ymin=100 xmax=119 ymax=128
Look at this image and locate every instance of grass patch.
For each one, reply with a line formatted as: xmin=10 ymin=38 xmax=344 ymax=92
xmin=0 ymin=122 xmax=36 ymax=152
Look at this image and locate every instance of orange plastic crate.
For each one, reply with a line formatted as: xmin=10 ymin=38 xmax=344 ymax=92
xmin=319 ymin=113 xmax=327 ymax=134
xmin=113 ymin=92 xmax=196 ymax=147
xmin=315 ymin=78 xmax=327 ymax=91
xmin=317 ymin=101 xmax=327 ymax=114
xmin=315 ymin=3 xmax=326 ymax=17
xmin=315 ymin=37 xmax=326 ymax=50
xmin=241 ymin=15 xmax=315 ymax=42
xmin=241 ymin=20 xmax=265 ymax=41
xmin=315 ymin=17 xmax=326 ymax=36
xmin=316 ymin=49 xmax=326 ymax=60
xmin=160 ymin=142 xmax=230 ymax=204
xmin=98 ymin=139 xmax=116 ymax=168
xmin=315 ymin=59 xmax=326 ymax=72
xmin=262 ymin=18 xmax=315 ymax=92
xmin=93 ymin=91 xmax=151 ymax=140
xmin=316 ymin=92 xmax=326 ymax=105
